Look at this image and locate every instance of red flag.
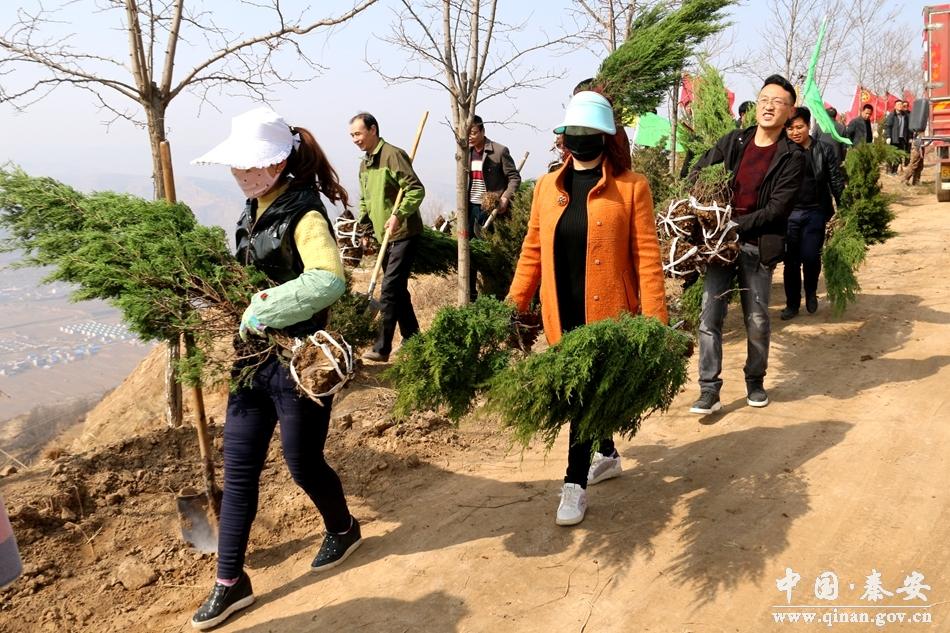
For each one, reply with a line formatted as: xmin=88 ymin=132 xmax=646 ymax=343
xmin=847 ymin=85 xmax=866 ymax=120
xmin=874 ymin=93 xmax=888 ymax=121
xmin=726 ymin=87 xmax=735 ymax=117
xmin=885 ymin=92 xmax=898 ymax=113
xmin=903 ymin=89 xmax=916 ymax=104
xmin=679 ymin=74 xmax=694 ymax=108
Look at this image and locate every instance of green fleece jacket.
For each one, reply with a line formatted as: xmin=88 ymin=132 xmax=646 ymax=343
xmin=357 ymin=138 xmax=425 ymax=242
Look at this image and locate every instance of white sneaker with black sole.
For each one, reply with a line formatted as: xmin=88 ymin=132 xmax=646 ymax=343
xmin=556 ymin=483 xmax=588 ymax=526
xmin=587 ymin=451 xmax=622 ymax=486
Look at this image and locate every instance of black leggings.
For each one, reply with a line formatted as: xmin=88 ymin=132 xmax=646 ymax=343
xmin=560 ymin=319 xmax=613 ymax=489
xmin=216 ymin=356 xmax=351 ymax=580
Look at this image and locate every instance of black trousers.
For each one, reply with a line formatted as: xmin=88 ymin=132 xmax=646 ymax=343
xmin=783 ymin=207 xmax=828 ymax=310
xmin=374 ymin=235 xmax=420 ymax=355
xmin=216 ymin=356 xmax=351 ymax=580
xmin=889 ymin=139 xmax=909 ymax=173
xmin=560 ymin=318 xmax=614 ymax=488
xmin=467 ymin=203 xmax=488 ymax=302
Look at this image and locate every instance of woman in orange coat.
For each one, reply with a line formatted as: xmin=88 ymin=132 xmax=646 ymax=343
xmin=507 ymin=90 xmax=668 ymax=526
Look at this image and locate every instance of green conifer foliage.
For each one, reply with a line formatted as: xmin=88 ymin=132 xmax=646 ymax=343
xmin=679 ymin=61 xmax=736 ymax=171
xmin=385 ymin=297 xmax=515 ymax=421
xmin=596 ymin=0 xmax=732 ymax=115
xmin=822 ymin=142 xmax=896 ymax=314
xmin=486 ymin=315 xmax=691 ymax=449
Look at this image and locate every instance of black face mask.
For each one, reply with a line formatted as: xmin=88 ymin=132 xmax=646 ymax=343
xmin=563 ymin=133 xmax=605 ymax=162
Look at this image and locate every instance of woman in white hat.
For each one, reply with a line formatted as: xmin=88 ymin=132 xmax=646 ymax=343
xmin=189 ymin=107 xmax=360 ymax=630
xmin=507 ymin=90 xmax=669 ymax=526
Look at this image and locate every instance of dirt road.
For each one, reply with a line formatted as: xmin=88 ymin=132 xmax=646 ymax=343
xmin=161 ymin=180 xmax=950 ymax=632
xmin=2 ymin=178 xmax=948 ymax=633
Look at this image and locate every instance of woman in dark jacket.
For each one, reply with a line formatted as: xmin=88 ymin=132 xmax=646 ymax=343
xmin=782 ymin=106 xmax=845 ymax=318
xmin=188 ymin=107 xmax=360 ymax=630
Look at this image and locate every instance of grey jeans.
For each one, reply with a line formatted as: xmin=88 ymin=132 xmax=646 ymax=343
xmin=698 ymin=243 xmax=774 ymax=394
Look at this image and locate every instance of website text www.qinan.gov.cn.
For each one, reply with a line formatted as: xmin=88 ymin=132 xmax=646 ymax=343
xmin=772 ymin=608 xmax=934 ymax=628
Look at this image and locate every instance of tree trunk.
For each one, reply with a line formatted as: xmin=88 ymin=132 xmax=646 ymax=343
xmin=165 ymin=340 xmax=183 ymax=427
xmin=670 ymin=80 xmax=680 ymax=175
xmin=145 ymin=98 xmax=168 ymax=200
xmin=456 ymin=132 xmax=471 ymax=306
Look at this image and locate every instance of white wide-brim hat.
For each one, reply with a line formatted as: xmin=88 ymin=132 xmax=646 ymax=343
xmin=554 ymin=91 xmax=617 ymax=135
xmin=191 ymin=106 xmax=295 ymax=169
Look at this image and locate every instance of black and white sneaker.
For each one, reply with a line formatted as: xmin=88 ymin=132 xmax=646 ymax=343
xmin=190 ymin=572 xmax=255 ymax=630
xmin=689 ymin=390 xmax=722 ymax=415
xmin=747 ymin=384 xmax=770 ymax=408
xmin=311 ymin=517 xmax=362 ymax=572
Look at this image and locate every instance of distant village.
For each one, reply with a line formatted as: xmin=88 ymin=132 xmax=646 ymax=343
xmin=0 ymin=281 xmax=149 ymax=378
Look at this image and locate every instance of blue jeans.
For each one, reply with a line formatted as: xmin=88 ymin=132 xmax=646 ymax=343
xmin=783 ymin=207 xmax=827 ymax=309
xmin=216 ymin=356 xmax=351 ymax=579
xmin=698 ymin=243 xmax=774 ymax=394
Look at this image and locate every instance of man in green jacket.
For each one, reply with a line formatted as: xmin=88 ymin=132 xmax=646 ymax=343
xmin=349 ymin=112 xmax=426 ymax=362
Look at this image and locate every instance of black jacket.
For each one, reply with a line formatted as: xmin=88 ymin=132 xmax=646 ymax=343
xmin=468 ymin=139 xmax=522 ymax=202
xmin=883 ymin=111 xmax=911 ymax=145
xmin=845 ymin=117 xmax=872 ymax=146
xmin=803 ymin=136 xmax=845 ymax=216
xmin=817 ymin=120 xmax=848 ymax=164
xmin=689 ymin=125 xmax=805 ymax=265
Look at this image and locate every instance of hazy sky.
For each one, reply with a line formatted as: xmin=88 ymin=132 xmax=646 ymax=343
xmin=0 ymin=0 xmax=930 ymax=222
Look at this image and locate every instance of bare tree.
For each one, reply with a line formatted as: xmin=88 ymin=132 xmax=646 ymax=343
xmin=846 ymin=0 xmax=899 ymax=88
xmin=1 ymin=0 xmax=377 ymax=427
xmin=570 ymin=0 xmax=641 ymax=53
xmin=739 ymin=0 xmax=851 ymax=92
xmin=1 ymin=0 xmax=379 ymax=200
xmin=863 ymin=26 xmax=922 ymax=97
xmin=372 ymin=0 xmax=573 ymax=305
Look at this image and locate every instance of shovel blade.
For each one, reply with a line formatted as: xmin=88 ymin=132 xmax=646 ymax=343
xmin=176 ymin=487 xmax=217 ymax=554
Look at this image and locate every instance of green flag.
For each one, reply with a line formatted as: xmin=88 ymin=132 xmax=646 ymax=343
xmin=803 ymin=19 xmax=851 ymax=145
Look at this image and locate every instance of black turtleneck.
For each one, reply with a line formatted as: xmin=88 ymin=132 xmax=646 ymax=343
xmin=554 ymin=161 xmax=603 ymax=332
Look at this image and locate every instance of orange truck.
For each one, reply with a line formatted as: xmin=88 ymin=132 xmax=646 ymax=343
xmin=924 ymin=4 xmax=950 ymax=200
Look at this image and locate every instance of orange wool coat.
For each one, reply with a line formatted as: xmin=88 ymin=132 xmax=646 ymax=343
xmin=507 ymin=159 xmax=669 ymax=344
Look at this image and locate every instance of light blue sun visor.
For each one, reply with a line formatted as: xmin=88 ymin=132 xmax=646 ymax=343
xmin=554 ymin=91 xmax=617 ymax=135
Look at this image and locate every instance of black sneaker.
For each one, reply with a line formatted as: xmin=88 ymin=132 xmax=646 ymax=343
xmin=747 ymin=384 xmax=770 ymax=408
xmin=689 ymin=390 xmax=722 ymax=415
xmin=311 ymin=517 xmax=362 ymax=572
xmin=805 ymin=294 xmax=818 ymax=314
xmin=190 ymin=572 xmax=255 ymax=630
xmin=780 ymin=306 xmax=799 ymax=320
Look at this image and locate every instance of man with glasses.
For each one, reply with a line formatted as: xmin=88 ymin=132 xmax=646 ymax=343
xmin=687 ymin=75 xmax=805 ymax=415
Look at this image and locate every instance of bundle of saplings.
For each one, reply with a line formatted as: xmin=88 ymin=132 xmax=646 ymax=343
xmin=657 ymin=163 xmax=738 ymax=279
xmin=485 ymin=314 xmax=691 ymax=449
xmin=385 ymin=296 xmax=516 ymax=421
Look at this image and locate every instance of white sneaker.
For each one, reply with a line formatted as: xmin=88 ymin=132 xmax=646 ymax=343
xmin=555 ymin=483 xmax=588 ymax=526
xmin=587 ymin=451 xmax=622 ymax=486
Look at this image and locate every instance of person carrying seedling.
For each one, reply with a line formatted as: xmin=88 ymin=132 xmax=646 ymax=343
xmin=467 ymin=114 xmax=522 ymax=300
xmin=781 ymin=106 xmax=844 ymax=320
xmin=349 ymin=112 xmax=426 ymax=363
xmin=507 ymin=90 xmax=668 ymax=527
xmin=687 ymin=75 xmax=805 ymax=416
xmin=189 ymin=107 xmax=361 ymax=630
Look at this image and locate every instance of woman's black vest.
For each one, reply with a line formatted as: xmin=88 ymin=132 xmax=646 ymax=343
xmin=235 ymin=185 xmax=334 ymax=337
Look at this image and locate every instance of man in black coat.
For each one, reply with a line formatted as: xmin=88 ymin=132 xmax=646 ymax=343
xmin=687 ymin=74 xmax=805 ymax=415
xmin=467 ymin=114 xmax=522 ymax=300
xmin=883 ymin=100 xmax=911 ymax=173
xmin=845 ymin=103 xmax=874 ymax=146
